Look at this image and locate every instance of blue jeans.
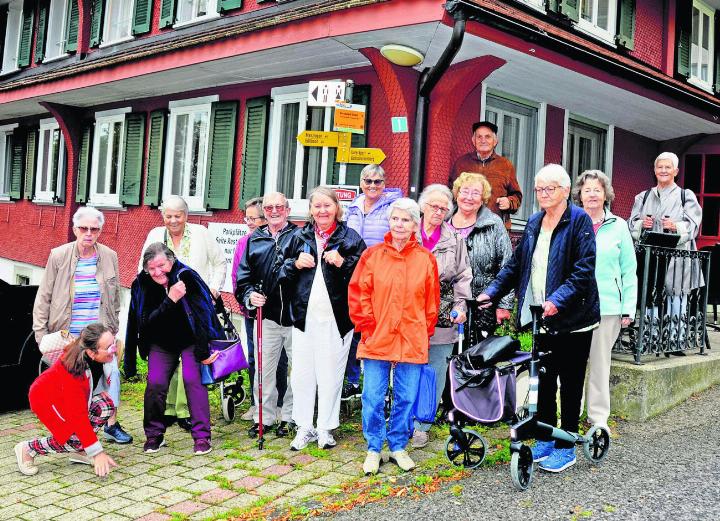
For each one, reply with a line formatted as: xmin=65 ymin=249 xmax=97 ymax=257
xmin=414 ymin=343 xmax=453 ymax=432
xmin=246 ymin=317 xmax=288 ymax=407
xmin=344 ymin=332 xmax=361 ymax=385
xmin=362 ymin=359 xmax=421 ymax=452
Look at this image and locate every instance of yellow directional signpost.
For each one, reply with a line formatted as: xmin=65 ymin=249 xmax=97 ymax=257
xmin=296 ymin=130 xmax=385 ymax=165
xmin=296 ymin=131 xmax=339 ymax=148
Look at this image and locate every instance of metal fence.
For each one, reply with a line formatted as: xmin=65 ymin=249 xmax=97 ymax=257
xmin=613 ymin=244 xmax=711 ymax=363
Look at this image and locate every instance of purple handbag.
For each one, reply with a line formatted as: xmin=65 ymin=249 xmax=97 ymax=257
xmin=200 ymin=338 xmax=249 ymax=385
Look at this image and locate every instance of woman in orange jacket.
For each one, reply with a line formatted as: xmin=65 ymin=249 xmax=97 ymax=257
xmin=348 ymin=198 xmax=440 ymax=475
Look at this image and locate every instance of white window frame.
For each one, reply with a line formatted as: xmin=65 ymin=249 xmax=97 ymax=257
xmin=35 ymin=119 xmax=66 ymax=203
xmin=516 ymin=0 xmax=545 ymax=12
xmin=100 ymin=0 xmax=135 ymax=46
xmin=1 ymin=0 xmax=23 ymax=76
xmin=162 ymin=97 xmax=216 ymax=212
xmin=563 ymin=113 xmax=612 ymax=181
xmin=266 ymin=84 xmax=333 ymax=217
xmin=0 ymin=123 xmax=17 ymax=200
xmin=689 ymin=0 xmax=715 ymax=92
xmin=577 ymin=0 xmax=617 ymax=44
xmin=89 ymin=107 xmax=131 ymax=207
xmin=173 ymin=0 xmax=220 ymax=28
xmin=43 ymin=0 xmax=69 ymax=62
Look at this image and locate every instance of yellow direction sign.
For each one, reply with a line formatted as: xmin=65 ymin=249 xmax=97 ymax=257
xmin=340 ymin=147 xmax=386 ymax=165
xmin=297 ymin=130 xmax=339 ymax=147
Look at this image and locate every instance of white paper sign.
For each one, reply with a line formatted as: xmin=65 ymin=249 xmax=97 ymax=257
xmin=308 ymin=81 xmax=346 ymax=107
xmin=207 ymin=222 xmax=250 ymax=293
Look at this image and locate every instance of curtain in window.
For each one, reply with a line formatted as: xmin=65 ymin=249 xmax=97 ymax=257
xmin=277 ymin=103 xmax=299 ymax=197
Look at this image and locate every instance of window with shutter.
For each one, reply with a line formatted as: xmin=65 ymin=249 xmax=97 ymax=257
xmin=104 ymin=0 xmax=134 ymax=44
xmin=325 ymin=86 xmax=370 ymax=186
xmin=162 ymin=98 xmax=214 ymax=211
xmin=0 ymin=126 xmax=17 ymax=199
xmin=159 ymin=0 xmax=176 ymax=28
xmin=687 ymin=0 xmax=716 ymax=92
xmin=35 ymin=1 xmax=48 ymax=63
xmin=175 ymin=0 xmax=219 ymax=25
xmin=576 ymin=0 xmax=616 ymax=43
xmin=16 ymin=2 xmax=33 ymax=68
xmin=548 ymin=0 xmax=579 ymax=22
xmin=10 ymin=136 xmax=23 ymax=200
xmin=35 ymin=119 xmax=66 ymax=202
xmin=121 ymin=113 xmax=145 ymax=206
xmin=89 ymin=0 xmax=104 ymax=47
xmin=43 ymin=0 xmax=71 ymax=61
xmin=240 ymin=97 xmax=269 ymax=207
xmin=714 ymin=12 xmax=720 ymax=93
xmin=76 ymin=125 xmax=92 ymax=203
xmin=677 ymin=0 xmax=692 ymax=77
xmin=615 ymin=0 xmax=636 ymax=50
xmin=64 ymin=0 xmax=79 ymax=52
xmin=89 ymin=108 xmax=133 ymax=206
xmin=204 ymin=102 xmax=237 ymax=210
xmin=132 ymin=0 xmax=152 ymax=35
xmin=1 ymin=2 xmax=23 ymax=75
xmin=145 ymin=110 xmax=166 ymax=207
xmin=23 ymin=131 xmax=36 ymax=199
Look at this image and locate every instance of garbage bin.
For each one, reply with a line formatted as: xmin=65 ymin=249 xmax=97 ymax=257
xmin=0 ymin=278 xmax=40 ymax=412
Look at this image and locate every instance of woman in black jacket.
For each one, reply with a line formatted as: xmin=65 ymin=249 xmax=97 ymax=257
xmin=279 ymin=187 xmax=366 ymax=451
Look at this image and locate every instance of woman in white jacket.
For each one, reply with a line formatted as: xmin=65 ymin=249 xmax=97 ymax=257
xmin=134 ymin=196 xmax=226 ymax=430
xmin=573 ymin=170 xmax=637 ymax=431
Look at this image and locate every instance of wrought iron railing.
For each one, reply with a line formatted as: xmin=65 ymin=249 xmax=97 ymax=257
xmin=613 ymin=244 xmax=711 ymax=363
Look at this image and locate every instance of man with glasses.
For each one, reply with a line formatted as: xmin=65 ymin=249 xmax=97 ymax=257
xmin=33 ymin=206 xmax=133 ymax=451
xmin=450 ymin=121 xmax=522 ymax=230
xmin=235 ymin=192 xmax=297 ymax=438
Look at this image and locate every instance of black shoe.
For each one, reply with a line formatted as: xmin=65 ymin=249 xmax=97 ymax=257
xmin=163 ymin=415 xmax=177 ymax=427
xmin=177 ymin=418 xmax=192 ymax=432
xmin=248 ymin=423 xmax=273 ymax=438
xmin=341 ymin=382 xmax=361 ymax=401
xmin=276 ymin=421 xmax=290 ymax=438
xmin=671 ymin=351 xmax=687 ymax=357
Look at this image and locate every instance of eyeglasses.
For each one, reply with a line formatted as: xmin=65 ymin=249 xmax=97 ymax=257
xmin=99 ymin=342 xmax=117 ymax=354
xmin=263 ymin=204 xmax=287 ymax=213
xmin=425 ymin=203 xmax=449 ymax=215
xmin=458 ymin=189 xmax=483 ymax=199
xmin=245 ymin=216 xmax=265 ymax=224
xmin=362 ymin=178 xmax=384 ymax=186
xmin=77 ymin=226 xmax=101 ymax=234
xmin=534 ymin=186 xmax=558 ymax=196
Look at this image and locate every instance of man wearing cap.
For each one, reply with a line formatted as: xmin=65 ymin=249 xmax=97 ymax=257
xmin=449 ymin=121 xmax=522 ymax=230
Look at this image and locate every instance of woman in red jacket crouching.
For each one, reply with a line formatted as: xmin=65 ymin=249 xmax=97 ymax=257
xmin=14 ymin=323 xmax=119 ymax=477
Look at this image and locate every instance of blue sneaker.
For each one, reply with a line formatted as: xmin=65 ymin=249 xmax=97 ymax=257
xmin=531 ymin=440 xmax=555 ymax=462
xmin=103 ymin=422 xmax=133 ymax=444
xmin=538 ymin=448 xmax=576 ymax=473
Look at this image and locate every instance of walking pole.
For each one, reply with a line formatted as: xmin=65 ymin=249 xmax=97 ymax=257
xmin=451 ymin=310 xmax=465 ymax=354
xmin=256 ymin=303 xmax=265 ymax=450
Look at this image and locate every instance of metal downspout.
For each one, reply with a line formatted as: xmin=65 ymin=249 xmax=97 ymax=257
xmin=409 ymin=5 xmax=466 ymax=199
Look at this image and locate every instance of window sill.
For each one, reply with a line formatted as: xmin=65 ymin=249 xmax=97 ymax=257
xmin=688 ymin=76 xmax=714 ymax=94
xmin=99 ymin=36 xmax=135 ymax=49
xmin=87 ymin=202 xmax=126 ymax=211
xmin=574 ymin=21 xmax=617 ymax=47
xmin=0 ymin=196 xmax=12 ymax=203
xmin=42 ymin=53 xmax=70 ymax=64
xmin=173 ymin=13 xmax=221 ymax=30
xmin=0 ymin=65 xmax=19 ymax=77
xmin=32 ymin=199 xmax=65 ymax=206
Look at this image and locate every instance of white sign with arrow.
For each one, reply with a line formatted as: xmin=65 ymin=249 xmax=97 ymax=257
xmin=308 ymin=81 xmax=346 ymax=107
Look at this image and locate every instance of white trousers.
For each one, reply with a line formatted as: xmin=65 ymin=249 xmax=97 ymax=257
xmin=585 ymin=316 xmax=621 ymax=427
xmin=291 ymin=318 xmax=353 ymax=431
xmin=253 ymin=319 xmax=293 ymax=424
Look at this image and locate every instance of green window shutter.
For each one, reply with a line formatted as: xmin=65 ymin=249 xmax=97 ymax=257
xmin=65 ymin=0 xmax=79 ymax=52
xmin=23 ymin=131 xmax=36 ymax=199
xmin=326 ymin=85 xmax=371 ymax=186
xmin=89 ymin=0 xmax=105 ymax=47
xmin=76 ymin=125 xmax=92 ymax=203
xmin=676 ymin=0 xmax=692 ymax=78
xmin=714 ymin=13 xmax=720 ymax=93
xmin=17 ymin=3 xmax=34 ymax=68
xmin=145 ymin=110 xmax=166 ymax=207
xmin=204 ymin=101 xmax=238 ymax=210
xmin=121 ymin=113 xmax=146 ymax=206
xmin=218 ymin=0 xmax=243 ymax=13
xmin=52 ymin=134 xmax=65 ymax=203
xmin=547 ymin=0 xmax=578 ymax=22
xmin=132 ymin=0 xmax=152 ymax=35
xmin=615 ymin=0 xmax=635 ymax=50
xmin=240 ymin=97 xmax=269 ymax=207
xmin=159 ymin=0 xmax=176 ymax=28
xmin=9 ymin=137 xmax=24 ymax=200
xmin=35 ymin=1 xmax=49 ymax=63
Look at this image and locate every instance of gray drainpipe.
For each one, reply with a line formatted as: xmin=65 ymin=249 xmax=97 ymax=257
xmin=409 ymin=2 xmax=467 ymax=199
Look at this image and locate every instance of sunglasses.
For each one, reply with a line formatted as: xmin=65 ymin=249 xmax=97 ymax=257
xmin=77 ymin=226 xmax=101 ymax=234
xmin=362 ymin=178 xmax=384 ymax=186
xmin=263 ymin=204 xmax=287 ymax=213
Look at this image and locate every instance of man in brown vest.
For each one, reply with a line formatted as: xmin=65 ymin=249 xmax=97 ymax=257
xmin=449 ymin=121 xmax=522 ymax=229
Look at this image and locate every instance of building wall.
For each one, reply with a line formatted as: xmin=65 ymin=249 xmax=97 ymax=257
xmin=544 ymin=105 xmax=565 ymax=165
xmin=610 ymin=127 xmax=659 ymax=219
xmin=628 ymin=0 xmax=666 ymax=71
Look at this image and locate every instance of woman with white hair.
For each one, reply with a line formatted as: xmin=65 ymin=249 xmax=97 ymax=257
xmin=478 ymin=164 xmax=600 ymax=474
xmin=349 ymin=198 xmax=440 ymax=475
xmin=410 ymin=184 xmax=472 ymax=449
xmin=628 ymin=152 xmax=702 ymax=354
xmin=33 ymin=206 xmax=132 ymax=449
xmin=126 ymin=195 xmax=226 ymax=431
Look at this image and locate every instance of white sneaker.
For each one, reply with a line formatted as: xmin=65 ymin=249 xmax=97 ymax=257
xmin=317 ymin=430 xmax=337 ymax=449
xmin=290 ymin=428 xmax=318 ymax=451
xmin=363 ymin=451 xmax=381 ymax=475
xmin=240 ymin=407 xmax=255 ymax=421
xmin=69 ymin=452 xmax=93 ymax=465
xmin=389 ymin=450 xmax=416 ymax=471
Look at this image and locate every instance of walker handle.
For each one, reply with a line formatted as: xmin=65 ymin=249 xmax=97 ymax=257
xmin=451 ymin=310 xmax=464 ymax=335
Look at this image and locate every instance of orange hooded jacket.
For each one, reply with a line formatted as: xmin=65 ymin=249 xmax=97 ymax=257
xmin=348 ymin=232 xmax=440 ymax=364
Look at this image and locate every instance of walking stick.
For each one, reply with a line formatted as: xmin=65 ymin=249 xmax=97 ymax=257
xmin=256 ymin=303 xmax=265 ymax=450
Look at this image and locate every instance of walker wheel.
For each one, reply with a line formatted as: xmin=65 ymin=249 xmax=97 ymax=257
xmin=234 ymin=385 xmax=246 ymax=405
xmin=444 ymin=428 xmax=487 ymax=469
xmin=222 ymin=396 xmax=235 ymax=422
xmin=510 ymin=445 xmax=534 ymax=491
xmin=583 ymin=425 xmax=610 ymax=463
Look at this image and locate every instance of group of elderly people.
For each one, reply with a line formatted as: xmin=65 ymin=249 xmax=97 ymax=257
xmin=15 ymin=140 xmax=700 ymax=478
